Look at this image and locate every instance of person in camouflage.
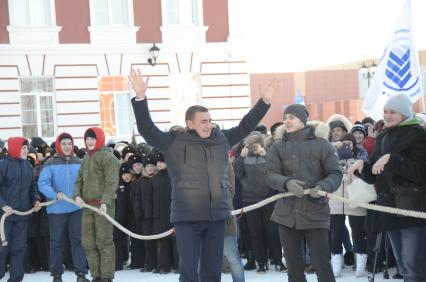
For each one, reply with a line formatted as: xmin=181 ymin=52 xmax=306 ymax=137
xmin=74 ymin=127 xmax=120 ymax=282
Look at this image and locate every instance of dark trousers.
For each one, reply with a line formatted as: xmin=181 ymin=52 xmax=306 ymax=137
xmin=48 ymin=210 xmax=88 ymax=276
xmin=129 ymin=236 xmax=144 ymax=268
xmin=156 ymin=237 xmax=176 ymax=270
xmin=278 ymin=225 xmax=335 ymax=282
xmin=239 ymin=214 xmax=252 ymax=254
xmin=24 ymin=236 xmax=49 ymax=272
xmin=245 ymin=204 xmax=282 ymax=264
xmin=63 ymin=230 xmax=74 ymax=271
xmin=114 ymin=236 xmax=129 ymax=269
xmin=175 ymin=220 xmax=225 ymax=282
xmin=142 ymin=220 xmax=156 ymax=270
xmin=0 ymin=220 xmax=28 ymax=282
xmin=330 ymin=214 xmax=366 ymax=254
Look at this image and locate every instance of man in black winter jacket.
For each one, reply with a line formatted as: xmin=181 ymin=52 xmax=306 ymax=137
xmin=129 ymin=69 xmax=273 ymax=282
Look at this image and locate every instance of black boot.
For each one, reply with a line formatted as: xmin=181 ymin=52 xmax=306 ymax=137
xmin=76 ymin=273 xmax=90 ymax=282
xmin=344 ymin=251 xmax=355 ymax=266
xmin=53 ymin=275 xmax=62 ymax=282
xmin=256 ymin=263 xmax=266 ymax=274
xmin=274 ymin=261 xmax=287 ymax=272
xmin=91 ymin=278 xmax=100 ymax=282
xmin=244 ymin=251 xmax=256 ymax=270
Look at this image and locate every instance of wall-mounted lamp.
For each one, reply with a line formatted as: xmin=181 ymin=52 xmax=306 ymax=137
xmin=147 ymin=43 xmax=160 ymax=66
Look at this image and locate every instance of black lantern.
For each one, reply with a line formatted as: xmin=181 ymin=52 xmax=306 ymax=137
xmin=147 ymin=43 xmax=160 ymax=66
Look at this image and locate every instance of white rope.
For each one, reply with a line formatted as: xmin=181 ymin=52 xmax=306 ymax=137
xmin=1 ymin=190 xmax=425 ymax=246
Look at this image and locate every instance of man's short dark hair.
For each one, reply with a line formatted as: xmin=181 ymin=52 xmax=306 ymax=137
xmin=185 ymin=105 xmax=209 ymax=121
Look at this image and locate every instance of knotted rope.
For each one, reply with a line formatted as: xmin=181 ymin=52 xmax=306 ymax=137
xmin=1 ymin=190 xmax=425 ymax=246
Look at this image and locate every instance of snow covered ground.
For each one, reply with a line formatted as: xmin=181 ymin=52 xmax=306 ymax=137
xmin=0 ymin=267 xmax=403 ymax=282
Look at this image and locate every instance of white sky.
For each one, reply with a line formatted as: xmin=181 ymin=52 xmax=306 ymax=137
xmin=233 ymin=0 xmax=426 ymax=72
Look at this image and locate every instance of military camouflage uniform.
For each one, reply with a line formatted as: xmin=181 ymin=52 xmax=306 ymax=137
xmin=74 ymin=141 xmax=120 ymax=280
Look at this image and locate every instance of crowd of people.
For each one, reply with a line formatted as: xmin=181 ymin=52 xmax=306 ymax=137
xmin=0 ymin=78 xmax=426 ymax=282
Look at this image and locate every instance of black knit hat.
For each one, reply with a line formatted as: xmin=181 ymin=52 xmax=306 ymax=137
xmin=329 ymin=120 xmax=348 ymax=132
xmin=143 ymin=154 xmax=157 ymax=166
xmin=254 ymin=124 xmax=267 ymax=135
xmin=58 ymin=133 xmax=73 ymax=143
xmin=31 ymin=136 xmax=48 ymax=155
xmin=85 ymin=129 xmax=97 ymax=139
xmin=284 ymin=104 xmax=309 ymax=125
xmin=351 ymin=124 xmax=367 ymax=137
xmin=122 ymin=145 xmax=137 ymax=159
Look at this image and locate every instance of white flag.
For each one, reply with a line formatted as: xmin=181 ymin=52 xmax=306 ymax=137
xmin=362 ymin=0 xmax=423 ymax=120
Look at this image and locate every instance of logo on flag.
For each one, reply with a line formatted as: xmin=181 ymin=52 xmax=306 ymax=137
xmin=383 ymin=42 xmax=420 ymax=95
xmin=362 ymin=0 xmax=423 ymax=120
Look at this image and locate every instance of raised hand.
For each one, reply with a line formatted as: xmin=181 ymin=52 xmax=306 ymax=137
xmin=259 ymin=80 xmax=276 ymax=105
xmin=128 ymin=69 xmax=150 ymax=100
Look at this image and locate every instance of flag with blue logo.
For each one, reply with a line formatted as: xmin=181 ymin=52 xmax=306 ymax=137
xmin=294 ymin=89 xmax=305 ymax=105
xmin=362 ymin=0 xmax=423 ymax=120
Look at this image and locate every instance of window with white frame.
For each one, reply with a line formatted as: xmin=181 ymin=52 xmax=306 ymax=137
xmin=98 ymin=76 xmax=133 ymax=137
xmin=9 ymin=0 xmax=52 ymax=26
xmin=164 ymin=0 xmax=201 ymax=26
xmin=93 ymin=0 xmax=128 ymax=25
xmin=19 ymin=77 xmax=56 ymax=139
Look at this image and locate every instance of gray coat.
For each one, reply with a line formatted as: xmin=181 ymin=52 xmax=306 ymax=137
xmin=266 ymin=125 xmax=342 ymax=230
xmin=132 ymin=98 xmax=270 ymax=223
xmin=234 ymin=153 xmax=274 ymax=203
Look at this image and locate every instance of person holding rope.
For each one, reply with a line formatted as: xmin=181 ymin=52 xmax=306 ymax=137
xmin=129 ymin=68 xmax=272 ymax=282
xmin=266 ymin=104 xmax=342 ymax=282
xmin=38 ymin=132 xmax=90 ymax=282
xmin=348 ymin=94 xmax=426 ymax=282
xmin=74 ymin=128 xmax=120 ymax=282
xmin=0 ymin=137 xmax=42 ymax=282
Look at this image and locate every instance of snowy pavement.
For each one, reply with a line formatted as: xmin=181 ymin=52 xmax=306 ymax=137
xmin=1 ymin=267 xmax=403 ymax=282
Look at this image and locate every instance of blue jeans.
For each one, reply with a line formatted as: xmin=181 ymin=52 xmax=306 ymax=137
xmin=223 ymin=235 xmax=245 ymax=282
xmin=48 ymin=210 xmax=88 ymax=276
xmin=388 ymin=226 xmax=426 ymax=282
xmin=175 ymin=220 xmax=225 ymax=282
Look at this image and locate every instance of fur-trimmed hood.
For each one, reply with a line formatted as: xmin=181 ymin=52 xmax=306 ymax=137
xmin=272 ymin=121 xmax=330 ymax=143
xmin=327 ymin=114 xmax=352 ymax=133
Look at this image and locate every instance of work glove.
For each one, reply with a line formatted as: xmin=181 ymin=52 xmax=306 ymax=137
xmin=285 ymin=179 xmax=305 ymax=198
xmin=310 ymin=185 xmax=322 ymax=198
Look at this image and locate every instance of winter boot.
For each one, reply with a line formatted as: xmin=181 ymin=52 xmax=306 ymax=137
xmin=355 ymin=253 xmax=367 ymax=277
xmin=274 ymin=261 xmax=287 ymax=272
xmin=256 ymin=262 xmax=267 ymax=274
xmin=76 ymin=273 xmax=90 ymax=282
xmin=91 ymin=278 xmax=101 ymax=282
xmin=331 ymin=254 xmax=343 ymax=277
xmin=344 ymin=251 xmax=355 ymax=266
xmin=53 ymin=275 xmax=62 ymax=282
xmin=244 ymin=251 xmax=256 ymax=270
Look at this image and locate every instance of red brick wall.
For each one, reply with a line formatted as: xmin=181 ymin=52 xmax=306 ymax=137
xmin=134 ymin=0 xmax=162 ymax=43
xmin=56 ymin=0 xmax=90 ymax=43
xmin=203 ymin=0 xmax=229 ymax=42
xmin=0 ymin=0 xmax=9 ymax=44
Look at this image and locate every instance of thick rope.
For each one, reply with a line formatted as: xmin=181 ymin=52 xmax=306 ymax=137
xmin=1 ymin=190 xmax=425 ymax=246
